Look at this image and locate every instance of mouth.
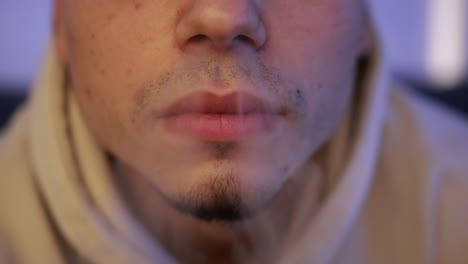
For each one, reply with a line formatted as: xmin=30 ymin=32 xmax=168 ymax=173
xmin=158 ymin=92 xmax=285 ymax=142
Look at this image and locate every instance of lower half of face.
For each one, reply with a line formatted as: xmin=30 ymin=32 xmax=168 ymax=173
xmin=74 ymin=60 xmax=356 ymax=222
xmin=66 ymin=0 xmax=364 ymax=221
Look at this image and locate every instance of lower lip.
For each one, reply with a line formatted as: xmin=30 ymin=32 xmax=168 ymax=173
xmin=162 ymin=113 xmax=279 ymax=141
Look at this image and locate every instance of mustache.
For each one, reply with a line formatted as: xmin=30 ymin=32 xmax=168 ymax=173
xmin=133 ymin=57 xmax=306 ymax=120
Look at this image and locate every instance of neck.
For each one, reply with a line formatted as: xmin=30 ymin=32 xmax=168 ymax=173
xmin=113 ymin=159 xmax=325 ymax=264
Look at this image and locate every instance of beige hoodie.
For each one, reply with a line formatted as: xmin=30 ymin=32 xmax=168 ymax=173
xmin=1 ymin=19 xmax=468 ymax=264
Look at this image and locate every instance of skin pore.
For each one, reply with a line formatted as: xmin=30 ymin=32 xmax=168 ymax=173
xmin=54 ymin=0 xmax=367 ymax=262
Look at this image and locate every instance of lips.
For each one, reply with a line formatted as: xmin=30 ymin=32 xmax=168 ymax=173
xmin=159 ymin=92 xmax=283 ymax=141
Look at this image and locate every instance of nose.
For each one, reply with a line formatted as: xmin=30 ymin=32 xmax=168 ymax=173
xmin=175 ymin=0 xmax=266 ymax=51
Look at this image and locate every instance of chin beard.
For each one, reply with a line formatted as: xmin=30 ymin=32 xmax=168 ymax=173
xmin=173 ymin=173 xmax=253 ymax=222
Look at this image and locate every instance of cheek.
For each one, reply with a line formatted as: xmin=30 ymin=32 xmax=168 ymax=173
xmin=264 ymin=0 xmax=363 ymax=75
xmin=64 ymin=12 xmax=159 ymax=133
xmin=64 ymin=2 xmax=171 ymax=92
xmin=263 ymin=1 xmax=361 ymax=133
xmin=301 ymin=66 xmax=355 ymax=151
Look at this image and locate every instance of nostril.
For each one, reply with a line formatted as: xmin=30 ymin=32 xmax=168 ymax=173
xmin=175 ymin=2 xmax=266 ymax=51
xmin=234 ymin=35 xmax=255 ymax=46
xmin=187 ymin=33 xmax=255 ymax=48
xmin=189 ymin=34 xmax=209 ymax=43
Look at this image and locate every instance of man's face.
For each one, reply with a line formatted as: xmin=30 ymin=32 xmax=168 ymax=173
xmin=56 ymin=0 xmax=366 ymax=220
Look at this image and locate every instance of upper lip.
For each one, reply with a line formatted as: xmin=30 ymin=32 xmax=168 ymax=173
xmin=159 ymin=92 xmax=282 ymax=117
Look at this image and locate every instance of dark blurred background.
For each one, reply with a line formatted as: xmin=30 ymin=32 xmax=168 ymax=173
xmin=0 ymin=0 xmax=467 ymax=128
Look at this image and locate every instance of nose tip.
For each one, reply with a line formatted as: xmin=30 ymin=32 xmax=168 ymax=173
xmin=175 ymin=1 xmax=266 ymax=51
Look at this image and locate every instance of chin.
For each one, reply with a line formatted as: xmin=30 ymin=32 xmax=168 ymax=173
xmin=129 ymin=140 xmax=299 ymax=222
xmin=167 ymin=172 xmax=278 ymax=222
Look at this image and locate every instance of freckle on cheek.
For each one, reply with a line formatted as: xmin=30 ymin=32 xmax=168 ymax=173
xmin=133 ymin=0 xmax=143 ymax=11
xmin=280 ymin=165 xmax=290 ymax=174
xmin=294 ymin=89 xmax=305 ymax=107
xmin=106 ymin=14 xmax=116 ymax=21
xmin=85 ymin=87 xmax=93 ymax=97
xmin=99 ymin=68 xmax=107 ymax=76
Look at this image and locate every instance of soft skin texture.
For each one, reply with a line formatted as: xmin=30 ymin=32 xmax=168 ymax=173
xmin=55 ymin=0 xmax=366 ymax=262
